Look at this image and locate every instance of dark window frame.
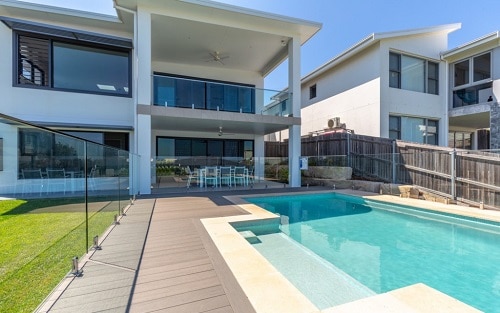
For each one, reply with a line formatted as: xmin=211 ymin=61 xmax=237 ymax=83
xmin=453 ymin=52 xmax=492 ymax=88
xmin=389 ymin=115 xmax=439 ymax=145
xmin=389 ymin=51 xmax=439 ymax=95
xmin=156 ymin=136 xmax=254 ymax=159
xmin=389 ymin=115 xmax=401 ymax=140
xmin=309 ymin=84 xmax=317 ymax=99
xmin=13 ymin=31 xmax=132 ymax=97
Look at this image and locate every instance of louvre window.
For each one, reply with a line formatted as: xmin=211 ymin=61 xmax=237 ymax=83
xmin=18 ymin=36 xmax=49 ymax=86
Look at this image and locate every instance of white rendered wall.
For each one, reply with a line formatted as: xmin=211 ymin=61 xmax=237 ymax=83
xmin=301 ymin=78 xmax=381 ymax=137
xmin=298 ymin=43 xmax=382 ymax=138
xmin=0 ymin=22 xmax=134 ymax=130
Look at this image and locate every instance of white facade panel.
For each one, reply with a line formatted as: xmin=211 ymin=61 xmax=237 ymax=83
xmin=302 ymin=44 xmax=380 ymax=109
xmin=302 ymin=78 xmax=381 ymax=137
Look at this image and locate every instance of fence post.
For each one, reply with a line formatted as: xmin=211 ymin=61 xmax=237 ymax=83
xmin=392 ymin=140 xmax=397 ymax=184
xmin=347 ymin=133 xmax=351 ymax=168
xmin=450 ymin=149 xmax=456 ymax=200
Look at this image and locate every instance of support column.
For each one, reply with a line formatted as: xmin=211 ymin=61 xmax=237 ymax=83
xmin=288 ymin=37 xmax=301 ymax=187
xmin=137 ymin=116 xmax=152 ymax=195
xmin=254 ymin=135 xmax=265 ymax=182
xmin=137 ymin=9 xmax=151 ymax=105
xmin=136 ymin=9 xmax=152 ymax=195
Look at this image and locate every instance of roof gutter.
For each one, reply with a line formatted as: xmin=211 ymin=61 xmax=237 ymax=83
xmin=441 ymin=31 xmax=499 ymax=59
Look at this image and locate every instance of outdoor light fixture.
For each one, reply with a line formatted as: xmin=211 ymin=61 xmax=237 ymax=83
xmin=92 ymin=235 xmax=101 ymax=250
xmin=114 ymin=214 xmax=120 ymax=225
xmin=121 ymin=206 xmax=126 ymax=216
xmin=71 ymin=256 xmax=82 ymax=276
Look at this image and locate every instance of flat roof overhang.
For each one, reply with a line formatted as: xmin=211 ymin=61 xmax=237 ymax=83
xmin=116 ymin=0 xmax=321 ymax=76
xmin=139 ymin=105 xmax=299 ymax=136
xmin=449 ymin=105 xmax=490 ymax=131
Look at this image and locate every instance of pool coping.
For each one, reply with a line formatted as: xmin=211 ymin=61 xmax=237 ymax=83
xmin=201 ymin=190 xmax=488 ymax=313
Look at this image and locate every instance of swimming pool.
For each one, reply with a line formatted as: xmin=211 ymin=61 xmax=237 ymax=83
xmin=242 ymin=193 xmax=500 ymax=312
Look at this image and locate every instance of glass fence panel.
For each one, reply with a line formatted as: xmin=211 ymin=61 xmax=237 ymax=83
xmin=0 ymin=113 xmax=139 ymax=313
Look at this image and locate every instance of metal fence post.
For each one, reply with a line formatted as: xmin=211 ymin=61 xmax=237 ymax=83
xmin=450 ymin=148 xmax=456 ymax=200
xmin=392 ymin=140 xmax=397 ymax=184
xmin=347 ymin=133 xmax=351 ymax=168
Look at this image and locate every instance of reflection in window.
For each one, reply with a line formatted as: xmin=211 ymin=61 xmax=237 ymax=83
xmin=454 ymin=53 xmax=491 ymax=87
xmin=53 ymin=42 xmax=129 ymax=94
xmin=389 ymin=52 xmax=438 ymax=95
xmin=448 ymin=132 xmax=472 ymax=149
xmin=389 ymin=115 xmax=438 ymax=145
xmin=157 ymin=137 xmax=253 ymax=159
xmin=454 ymin=60 xmax=469 ymax=87
xmin=16 ymin=33 xmax=131 ymax=96
xmin=389 ymin=116 xmax=401 ymax=140
xmin=153 ymin=75 xmax=255 ymax=113
xmin=473 ymin=53 xmax=491 ymax=82
xmin=401 ymin=55 xmax=425 ymax=93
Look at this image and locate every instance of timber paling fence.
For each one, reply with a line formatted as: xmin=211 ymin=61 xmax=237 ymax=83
xmin=265 ymin=133 xmax=500 ymax=209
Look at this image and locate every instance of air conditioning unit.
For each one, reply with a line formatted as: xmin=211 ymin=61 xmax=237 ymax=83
xmin=327 ymin=117 xmax=340 ymax=128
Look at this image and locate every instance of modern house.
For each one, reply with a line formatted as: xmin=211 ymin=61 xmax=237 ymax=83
xmin=442 ymin=32 xmax=500 ymax=150
xmin=0 ymin=0 xmax=321 ymax=195
xmin=279 ymin=24 xmax=499 ymax=151
xmin=271 ymin=24 xmax=460 ymax=145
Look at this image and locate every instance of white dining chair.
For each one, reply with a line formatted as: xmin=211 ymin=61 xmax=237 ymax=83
xmin=204 ymin=166 xmax=219 ymax=187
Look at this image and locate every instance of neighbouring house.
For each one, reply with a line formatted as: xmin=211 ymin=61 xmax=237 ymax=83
xmin=442 ymin=32 xmax=500 ymax=150
xmin=271 ymin=25 xmax=500 ymax=151
xmin=0 ymin=0 xmax=321 ymax=195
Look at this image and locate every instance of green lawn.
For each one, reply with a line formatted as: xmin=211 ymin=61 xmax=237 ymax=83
xmin=0 ymin=197 xmax=122 ymax=313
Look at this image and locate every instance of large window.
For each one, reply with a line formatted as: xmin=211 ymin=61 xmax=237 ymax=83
xmin=453 ymin=52 xmax=493 ymax=108
xmin=452 ymin=52 xmax=492 ymax=107
xmin=157 ymin=137 xmax=253 ymax=160
xmin=389 ymin=115 xmax=439 ymax=145
xmin=389 ymin=52 xmax=439 ymax=95
xmin=454 ymin=53 xmax=491 ymax=87
xmin=16 ymin=33 xmax=131 ymax=96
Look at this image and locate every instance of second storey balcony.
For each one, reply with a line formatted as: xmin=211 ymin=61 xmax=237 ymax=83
xmin=153 ymin=74 xmax=291 ymax=117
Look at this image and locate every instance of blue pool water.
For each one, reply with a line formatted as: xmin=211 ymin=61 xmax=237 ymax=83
xmin=244 ymin=193 xmax=500 ymax=312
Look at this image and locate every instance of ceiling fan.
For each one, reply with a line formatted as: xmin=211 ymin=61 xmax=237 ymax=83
xmin=218 ymin=126 xmax=235 ymax=136
xmin=207 ymin=51 xmax=229 ymax=65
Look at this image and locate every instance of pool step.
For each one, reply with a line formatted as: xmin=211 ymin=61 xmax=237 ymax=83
xmin=238 ymin=230 xmax=261 ymax=244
